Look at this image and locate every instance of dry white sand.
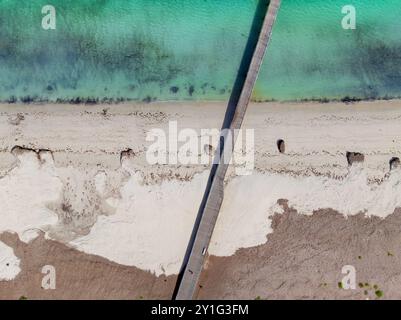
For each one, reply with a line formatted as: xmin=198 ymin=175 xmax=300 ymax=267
xmin=1 ymin=100 xmax=401 ymax=279
xmin=0 ymin=241 xmax=20 ymax=281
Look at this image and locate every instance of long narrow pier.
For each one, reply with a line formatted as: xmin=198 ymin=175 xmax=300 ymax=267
xmin=174 ymin=0 xmax=282 ymax=300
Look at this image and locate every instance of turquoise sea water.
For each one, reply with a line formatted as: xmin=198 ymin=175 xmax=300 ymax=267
xmin=0 ymin=0 xmax=401 ymax=102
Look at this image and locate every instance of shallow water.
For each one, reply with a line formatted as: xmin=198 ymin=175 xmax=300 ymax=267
xmin=0 ymin=0 xmax=400 ymax=102
xmin=259 ymin=0 xmax=401 ymax=101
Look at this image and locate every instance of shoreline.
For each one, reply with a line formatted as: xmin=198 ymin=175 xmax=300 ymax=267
xmin=1 ymin=94 xmax=401 ymax=106
xmin=2 ymin=96 xmax=401 ymax=109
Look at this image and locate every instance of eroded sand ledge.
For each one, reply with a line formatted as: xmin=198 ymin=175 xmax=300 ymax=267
xmin=1 ymin=100 xmax=401 ymax=298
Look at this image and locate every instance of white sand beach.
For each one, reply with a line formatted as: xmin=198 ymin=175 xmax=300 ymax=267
xmin=1 ymin=100 xmax=401 ymax=299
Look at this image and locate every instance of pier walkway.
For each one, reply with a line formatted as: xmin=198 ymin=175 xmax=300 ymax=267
xmin=174 ymin=0 xmax=282 ymax=300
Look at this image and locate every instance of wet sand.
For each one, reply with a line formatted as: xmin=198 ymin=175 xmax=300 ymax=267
xmin=2 ymin=202 xmax=401 ymax=300
xmin=199 ymin=201 xmax=401 ymax=300
xmin=0 ymin=232 xmax=175 ymax=300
